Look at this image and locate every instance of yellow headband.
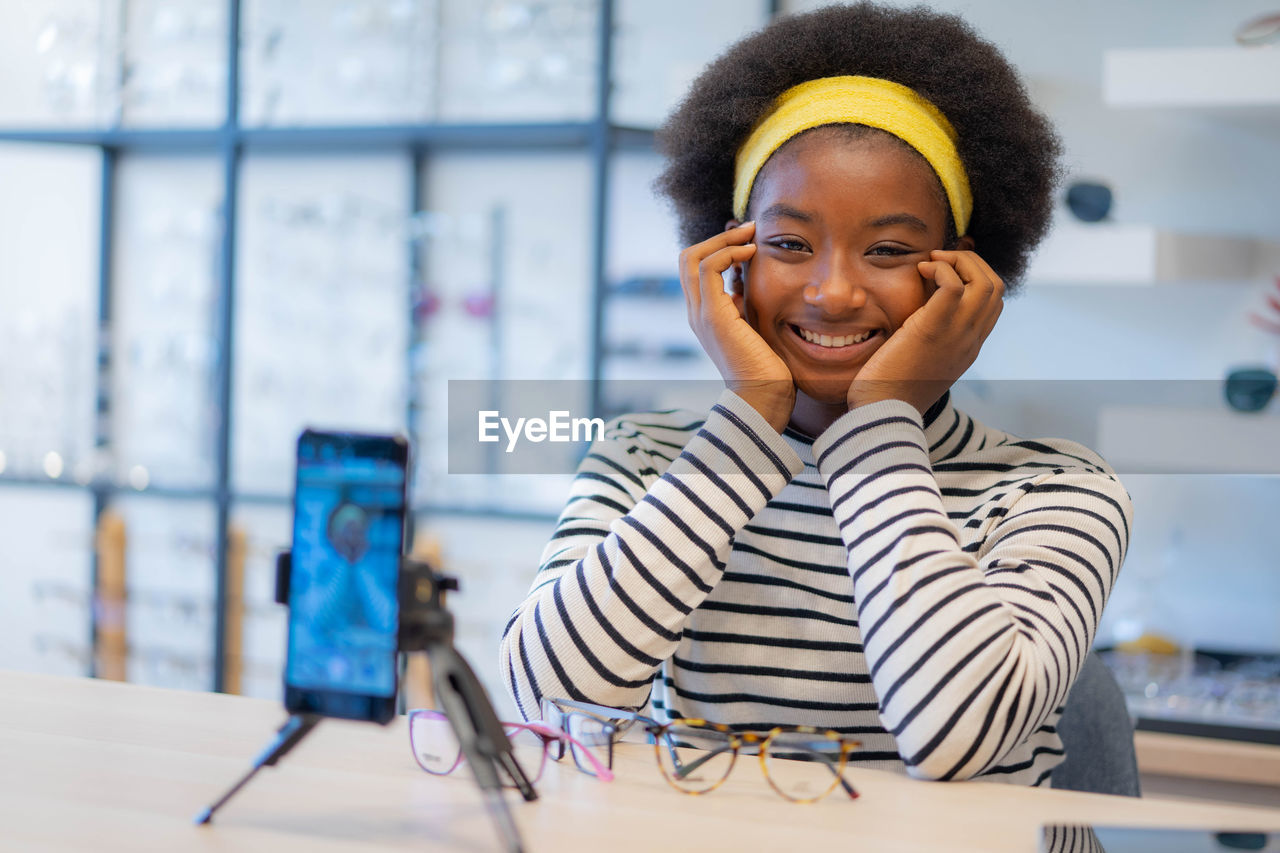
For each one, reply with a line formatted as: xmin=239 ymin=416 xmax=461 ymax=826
xmin=732 ymin=76 xmax=973 ymax=236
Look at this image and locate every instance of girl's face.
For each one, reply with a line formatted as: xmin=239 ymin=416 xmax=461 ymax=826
xmin=733 ymin=127 xmax=957 ymax=407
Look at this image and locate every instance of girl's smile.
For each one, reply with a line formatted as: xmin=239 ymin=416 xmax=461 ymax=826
xmin=787 ymin=323 xmax=883 ymax=360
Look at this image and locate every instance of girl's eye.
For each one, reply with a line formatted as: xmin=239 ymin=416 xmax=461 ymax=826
xmin=868 ymin=245 xmax=914 ymax=256
xmin=770 ymin=238 xmax=809 ymax=252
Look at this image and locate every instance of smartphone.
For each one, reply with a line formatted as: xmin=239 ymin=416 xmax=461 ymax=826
xmin=283 ymin=429 xmax=409 ymax=724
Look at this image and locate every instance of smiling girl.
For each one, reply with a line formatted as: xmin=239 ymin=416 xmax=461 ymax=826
xmin=500 ymin=3 xmax=1132 ymax=786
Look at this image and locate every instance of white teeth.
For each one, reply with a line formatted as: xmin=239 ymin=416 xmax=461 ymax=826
xmin=797 ymin=327 xmax=874 ymax=347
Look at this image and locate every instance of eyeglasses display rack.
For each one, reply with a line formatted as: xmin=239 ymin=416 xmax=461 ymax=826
xmin=0 ymin=0 xmax=779 ymax=699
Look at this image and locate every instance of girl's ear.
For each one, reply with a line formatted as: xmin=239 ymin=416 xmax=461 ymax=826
xmin=726 ymin=260 xmax=746 ymax=294
xmin=729 ymin=268 xmax=746 ymax=317
xmin=955 ymin=234 xmax=976 ymax=251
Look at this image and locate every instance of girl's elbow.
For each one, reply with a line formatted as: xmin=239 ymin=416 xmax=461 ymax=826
xmin=899 ymin=738 xmax=988 ymax=782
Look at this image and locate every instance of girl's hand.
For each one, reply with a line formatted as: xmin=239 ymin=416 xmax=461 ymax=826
xmin=846 ymin=249 xmax=1004 ymax=415
xmin=680 ymin=221 xmax=795 ymax=432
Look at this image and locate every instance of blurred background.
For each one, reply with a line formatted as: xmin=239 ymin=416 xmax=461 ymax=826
xmin=1 ymin=0 xmax=1278 ymax=801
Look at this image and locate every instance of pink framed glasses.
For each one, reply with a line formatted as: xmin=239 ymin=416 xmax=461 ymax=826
xmin=408 ymin=709 xmax=615 ymax=785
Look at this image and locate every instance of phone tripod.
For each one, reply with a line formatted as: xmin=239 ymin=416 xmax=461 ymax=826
xmin=194 ymin=554 xmax=535 ymax=852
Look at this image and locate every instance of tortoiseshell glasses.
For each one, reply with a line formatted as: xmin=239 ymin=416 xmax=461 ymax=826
xmin=542 ymin=698 xmax=861 ymax=803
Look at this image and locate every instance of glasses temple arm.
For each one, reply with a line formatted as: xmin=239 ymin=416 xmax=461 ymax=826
xmin=767 ymin=739 xmax=861 ymax=800
xmin=667 ymin=741 xmax=736 ymax=780
xmin=550 ymin=698 xmax=661 ymax=729
xmin=814 ymin=746 xmax=859 ymax=799
xmin=567 ymin=736 xmax=616 ymax=781
xmin=835 ymin=768 xmax=859 ymax=799
xmin=524 ymin=722 xmax=616 ymax=782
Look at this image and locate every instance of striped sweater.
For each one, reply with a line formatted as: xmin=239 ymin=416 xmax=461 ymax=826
xmin=500 ymin=389 xmax=1132 ymax=785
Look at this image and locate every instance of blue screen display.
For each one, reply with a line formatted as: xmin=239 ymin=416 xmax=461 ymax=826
xmin=285 ymin=438 xmax=405 ymax=698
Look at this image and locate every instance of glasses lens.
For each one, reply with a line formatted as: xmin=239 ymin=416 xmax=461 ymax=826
xmin=1225 ymin=368 xmax=1278 ymax=413
xmin=502 ymin=725 xmax=548 ymax=784
xmin=654 ymin=725 xmax=736 ymax=794
xmin=410 ymin=712 xmax=461 ymax=775
xmin=762 ymin=731 xmax=849 ymax=803
xmin=564 ymin=712 xmax=612 ymax=776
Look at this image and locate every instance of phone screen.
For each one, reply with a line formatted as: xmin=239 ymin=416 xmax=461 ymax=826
xmin=285 ymin=431 xmax=406 ymax=710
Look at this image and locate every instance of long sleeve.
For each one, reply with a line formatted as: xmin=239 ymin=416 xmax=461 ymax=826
xmin=1042 ymin=825 xmax=1106 ymax=853
xmin=500 ymin=390 xmax=804 ymax=720
xmin=813 ymin=399 xmax=1131 ymax=782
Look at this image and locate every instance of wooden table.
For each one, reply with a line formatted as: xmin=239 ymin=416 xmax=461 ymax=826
xmin=2 ymin=671 xmax=1278 ymax=852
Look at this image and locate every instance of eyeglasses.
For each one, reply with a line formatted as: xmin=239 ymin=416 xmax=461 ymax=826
xmin=652 ymin=719 xmax=861 ymax=803
xmin=407 ymin=708 xmax=615 ymax=784
xmin=540 ymin=696 xmax=660 ymax=743
xmin=541 ymin=698 xmax=862 ymax=803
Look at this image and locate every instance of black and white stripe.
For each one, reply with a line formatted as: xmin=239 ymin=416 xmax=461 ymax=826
xmin=499 ymin=390 xmax=1131 ymax=786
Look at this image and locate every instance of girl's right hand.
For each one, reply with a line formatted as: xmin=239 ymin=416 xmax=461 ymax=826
xmin=679 ymin=221 xmax=795 ymax=432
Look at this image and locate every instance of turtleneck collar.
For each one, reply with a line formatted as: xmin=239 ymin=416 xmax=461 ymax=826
xmin=783 ymin=389 xmax=976 ymax=466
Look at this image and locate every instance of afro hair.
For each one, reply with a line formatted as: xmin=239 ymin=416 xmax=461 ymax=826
xmin=654 ymin=2 xmax=1063 ymax=291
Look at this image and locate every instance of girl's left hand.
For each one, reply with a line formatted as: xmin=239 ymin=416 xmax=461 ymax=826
xmin=846 ymin=249 xmax=1004 ymax=415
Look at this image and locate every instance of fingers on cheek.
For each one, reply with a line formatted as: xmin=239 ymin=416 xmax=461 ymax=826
xmin=982 ymin=279 xmax=1004 ymax=312
xmin=919 ymin=262 xmax=956 ymax=294
xmin=966 ymin=280 xmax=996 ymax=307
xmin=934 ymin=265 xmax=965 ymax=291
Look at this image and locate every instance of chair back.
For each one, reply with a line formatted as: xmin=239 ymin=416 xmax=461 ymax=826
xmin=1050 ymin=651 xmax=1141 ymax=797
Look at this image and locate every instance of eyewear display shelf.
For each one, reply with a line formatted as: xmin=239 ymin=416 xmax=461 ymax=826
xmin=0 ymin=0 xmax=779 ymax=697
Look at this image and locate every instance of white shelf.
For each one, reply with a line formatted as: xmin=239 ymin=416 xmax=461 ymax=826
xmin=1104 ymin=46 xmax=1280 ymax=111
xmin=1025 ymin=220 xmax=1278 ymax=285
xmin=1097 ymin=405 xmax=1280 ymax=474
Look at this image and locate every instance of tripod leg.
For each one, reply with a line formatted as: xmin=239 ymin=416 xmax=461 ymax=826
xmin=481 ymin=789 xmax=525 ymax=853
xmin=428 ymin=645 xmax=536 ymax=800
xmin=193 ymin=714 xmax=321 ymax=825
xmin=427 ymin=644 xmax=533 ymax=853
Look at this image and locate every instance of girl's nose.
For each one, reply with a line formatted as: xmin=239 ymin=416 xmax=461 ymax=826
xmin=803 ymin=262 xmax=867 ymax=314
